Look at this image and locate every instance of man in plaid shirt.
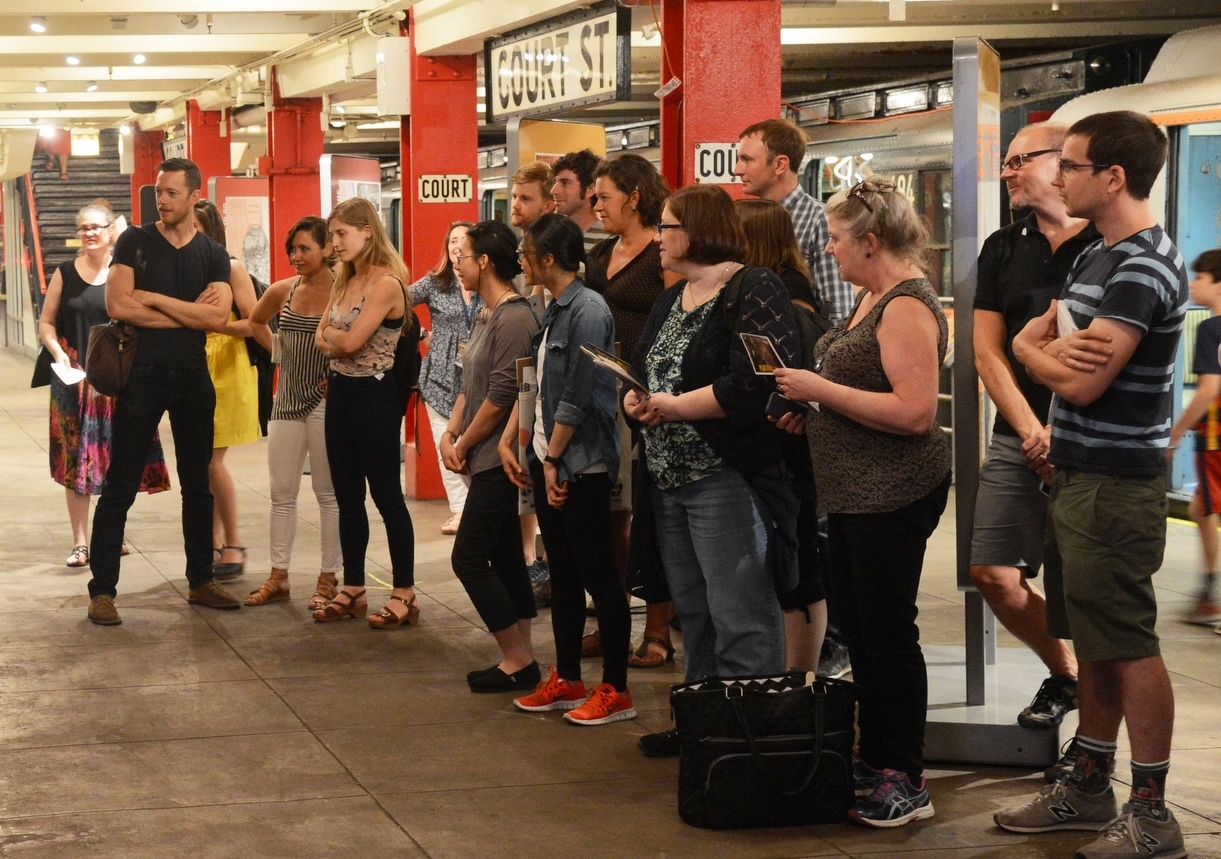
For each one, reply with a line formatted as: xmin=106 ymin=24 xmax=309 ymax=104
xmin=735 ymin=118 xmax=853 ymax=322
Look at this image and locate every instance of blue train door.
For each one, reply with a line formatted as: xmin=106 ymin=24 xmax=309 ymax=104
xmin=1170 ymin=122 xmax=1221 ymax=493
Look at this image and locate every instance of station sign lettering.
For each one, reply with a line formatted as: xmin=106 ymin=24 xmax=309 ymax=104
xmin=693 ymin=143 xmax=742 ymax=185
xmin=417 ymin=174 xmax=473 ymax=204
xmin=485 ymin=1 xmax=630 ymax=122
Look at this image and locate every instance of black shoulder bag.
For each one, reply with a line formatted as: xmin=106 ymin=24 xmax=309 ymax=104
xmin=85 ymin=226 xmax=146 ymax=397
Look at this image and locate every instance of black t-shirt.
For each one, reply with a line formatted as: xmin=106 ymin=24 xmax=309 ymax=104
xmin=973 ymin=213 xmax=1100 ymax=437
xmin=1192 ymin=315 xmax=1221 ymax=451
xmin=114 ymin=224 xmax=230 ymax=370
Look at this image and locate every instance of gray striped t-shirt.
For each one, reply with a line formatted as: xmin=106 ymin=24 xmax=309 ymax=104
xmin=1049 ymin=226 xmax=1187 ymax=476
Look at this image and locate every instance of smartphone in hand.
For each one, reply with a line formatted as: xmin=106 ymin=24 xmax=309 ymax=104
xmin=766 ymin=391 xmax=809 ymax=420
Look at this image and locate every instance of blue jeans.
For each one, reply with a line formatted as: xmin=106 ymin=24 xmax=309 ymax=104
xmin=324 ymin=372 xmax=415 ymax=588
xmin=652 ymin=467 xmax=783 ymax=682
xmin=89 ymin=364 xmax=216 ymax=597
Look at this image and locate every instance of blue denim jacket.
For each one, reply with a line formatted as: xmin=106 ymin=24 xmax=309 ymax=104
xmin=528 ymin=279 xmax=621 ymax=483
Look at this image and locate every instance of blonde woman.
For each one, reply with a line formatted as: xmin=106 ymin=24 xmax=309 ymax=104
xmin=776 ymin=178 xmax=950 ymax=827
xmin=312 ymin=198 xmax=418 ymax=629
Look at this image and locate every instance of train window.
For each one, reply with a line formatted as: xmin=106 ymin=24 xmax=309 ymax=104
xmin=920 ymin=170 xmax=952 ymax=296
xmin=481 ymin=189 xmax=509 ymax=225
xmin=1174 ymin=123 xmax=1221 ymax=278
xmin=385 ymin=198 xmax=402 ymax=254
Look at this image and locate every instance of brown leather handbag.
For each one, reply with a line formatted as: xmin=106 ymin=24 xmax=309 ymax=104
xmin=84 ymin=321 xmax=139 ymax=397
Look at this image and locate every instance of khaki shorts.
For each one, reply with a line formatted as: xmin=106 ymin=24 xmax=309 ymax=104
xmin=970 ymin=434 xmax=1049 ymax=576
xmin=1044 ymin=469 xmax=1166 ymax=663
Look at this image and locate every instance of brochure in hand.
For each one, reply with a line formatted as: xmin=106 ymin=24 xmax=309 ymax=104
xmin=739 ymin=332 xmax=786 ymax=374
xmin=580 ymin=344 xmax=648 ymax=393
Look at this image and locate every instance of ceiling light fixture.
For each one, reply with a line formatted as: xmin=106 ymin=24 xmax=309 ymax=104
xmin=86 ymin=81 xmax=98 ymax=92
xmin=35 ymin=82 xmax=48 ymax=93
xmin=179 ymin=14 xmax=199 ymax=29
xmin=119 ymin=124 xmax=131 ymax=135
xmin=133 ymin=54 xmax=146 ymax=65
xmin=335 ymin=105 xmax=346 ymax=114
xmin=66 ymin=56 xmax=80 ymax=66
xmin=30 ymin=16 xmax=47 ymax=33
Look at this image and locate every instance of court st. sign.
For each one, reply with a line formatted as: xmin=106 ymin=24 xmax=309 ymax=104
xmin=485 ymin=1 xmax=630 ymax=123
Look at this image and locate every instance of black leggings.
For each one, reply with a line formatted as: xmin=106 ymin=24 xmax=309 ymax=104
xmin=530 ymin=460 xmax=630 ymax=691
xmin=324 ymin=372 xmax=415 ymax=588
xmin=451 ymin=467 xmax=536 ymax=633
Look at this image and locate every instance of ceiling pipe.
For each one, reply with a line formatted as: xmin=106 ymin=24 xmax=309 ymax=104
xmin=117 ymin=0 xmax=417 ymax=131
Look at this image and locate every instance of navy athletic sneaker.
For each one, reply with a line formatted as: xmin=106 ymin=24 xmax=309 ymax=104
xmin=849 ymin=769 xmax=935 ymax=828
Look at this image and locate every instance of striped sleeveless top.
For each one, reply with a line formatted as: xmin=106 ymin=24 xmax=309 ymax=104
xmin=271 ymin=279 xmax=329 ymax=421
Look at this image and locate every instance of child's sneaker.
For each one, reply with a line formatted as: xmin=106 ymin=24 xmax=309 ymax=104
xmin=563 ymin=683 xmax=637 ymax=725
xmin=513 ymin=668 xmax=586 ymax=712
xmin=1183 ymin=598 xmax=1221 ymax=626
xmin=848 ymin=769 xmax=935 ymax=828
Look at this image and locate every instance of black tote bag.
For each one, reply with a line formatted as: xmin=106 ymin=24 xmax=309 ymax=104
xmin=671 ymin=672 xmax=857 ymax=829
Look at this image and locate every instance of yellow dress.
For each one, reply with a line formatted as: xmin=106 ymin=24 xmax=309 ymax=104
xmin=205 ymin=313 xmax=260 ymax=448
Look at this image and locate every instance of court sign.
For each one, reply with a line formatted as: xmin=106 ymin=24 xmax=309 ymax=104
xmin=485 ymin=1 xmax=630 ymax=123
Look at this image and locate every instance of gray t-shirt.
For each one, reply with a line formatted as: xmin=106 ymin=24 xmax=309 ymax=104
xmin=460 ymin=295 xmax=538 ymax=475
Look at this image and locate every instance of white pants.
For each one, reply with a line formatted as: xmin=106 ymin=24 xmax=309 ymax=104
xmin=425 ymin=400 xmax=470 ymax=513
xmin=267 ymin=401 xmax=341 ymax=573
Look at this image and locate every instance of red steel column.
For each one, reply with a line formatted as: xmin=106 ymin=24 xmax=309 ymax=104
xmin=129 ymin=128 xmax=165 ymax=222
xmin=400 ymin=17 xmax=479 ymax=499
xmin=258 ymin=73 xmax=323 ymax=285
xmin=659 ymin=0 xmax=781 ymax=191
xmin=184 ymin=100 xmax=231 ymax=193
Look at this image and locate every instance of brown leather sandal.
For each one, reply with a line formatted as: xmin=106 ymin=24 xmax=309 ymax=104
xmin=368 ymin=594 xmax=419 ymax=630
xmin=308 ymin=574 xmax=339 ymax=612
xmin=245 ymin=575 xmax=289 ymax=606
xmin=628 ymin=636 xmax=675 ymax=669
xmin=581 ymin=630 xmax=603 ymax=658
xmin=312 ymin=588 xmax=366 ymax=622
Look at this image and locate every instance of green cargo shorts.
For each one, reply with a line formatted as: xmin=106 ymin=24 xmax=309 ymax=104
xmin=1043 ymin=469 xmax=1167 ymax=663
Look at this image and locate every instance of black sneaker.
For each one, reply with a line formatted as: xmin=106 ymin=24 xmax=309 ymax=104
xmin=1018 ymin=674 xmax=1078 ymax=730
xmin=638 ymin=728 xmax=680 ymax=757
xmin=528 ymin=559 xmax=551 ymax=608
xmin=1043 ymin=736 xmax=1118 ymax=784
xmin=1045 ymin=736 xmax=1079 ymax=783
xmin=817 ymin=638 xmax=851 ymax=680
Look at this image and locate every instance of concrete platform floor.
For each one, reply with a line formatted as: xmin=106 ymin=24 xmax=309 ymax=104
xmin=0 ymin=346 xmax=1219 ymax=858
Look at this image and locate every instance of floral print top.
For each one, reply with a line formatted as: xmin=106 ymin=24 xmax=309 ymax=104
xmin=641 ymin=295 xmax=723 ymax=490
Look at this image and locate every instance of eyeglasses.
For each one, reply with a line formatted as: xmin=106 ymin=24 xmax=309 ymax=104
xmin=1001 ymin=148 xmax=1060 ymax=172
xmin=77 ymin=223 xmax=111 ymax=234
xmin=846 ymin=180 xmax=895 ymax=214
xmin=656 ymin=222 xmax=684 ymax=236
xmin=516 ymin=248 xmax=537 ymax=260
xmin=1057 ymin=159 xmax=1112 ymax=176
xmin=455 ymin=253 xmax=480 ymax=263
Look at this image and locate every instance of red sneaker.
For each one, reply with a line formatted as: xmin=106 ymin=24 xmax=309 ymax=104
xmin=513 ymin=668 xmax=587 ymax=712
xmin=564 ymin=683 xmax=637 ymax=726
